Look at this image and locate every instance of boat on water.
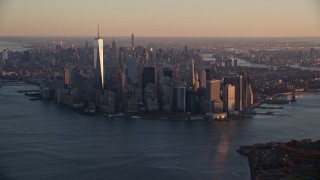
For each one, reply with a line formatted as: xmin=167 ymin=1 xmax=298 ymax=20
xmin=72 ymin=102 xmax=84 ymax=109
xmin=130 ymin=115 xmax=141 ymax=119
xmin=29 ymin=97 xmax=40 ymax=101
xmin=107 ymin=113 xmax=124 ymax=118
xmin=88 ymin=103 xmax=96 ymax=114
xmin=206 ymin=113 xmax=228 ymax=121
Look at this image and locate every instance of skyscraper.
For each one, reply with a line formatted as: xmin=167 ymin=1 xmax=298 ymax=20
xmin=2 ymin=48 xmax=9 ymax=66
xmin=223 ymin=84 xmax=235 ymax=113
xmin=131 ymin=34 xmax=134 ymax=51
xmin=142 ymin=66 xmax=156 ymax=89
xmin=205 ymin=80 xmax=221 ymax=102
xmin=223 ymin=76 xmax=243 ymax=111
xmin=178 ymin=59 xmax=195 ymax=88
xmin=175 ymin=86 xmax=186 ymax=113
xmin=200 ymin=70 xmax=206 ymax=88
xmin=94 ymin=26 xmax=104 ymax=90
xmin=127 ymin=57 xmax=138 ymax=85
xmin=205 ymin=68 xmax=212 ymax=81
xmin=64 ymin=67 xmax=72 ymax=87
xmin=111 ymin=37 xmax=117 ymax=65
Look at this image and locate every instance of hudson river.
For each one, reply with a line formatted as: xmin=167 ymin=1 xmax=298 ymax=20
xmin=1 ymin=84 xmax=320 ymax=180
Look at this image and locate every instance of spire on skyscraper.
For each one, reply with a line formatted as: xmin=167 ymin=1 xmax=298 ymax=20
xmin=97 ymin=24 xmax=100 ymax=39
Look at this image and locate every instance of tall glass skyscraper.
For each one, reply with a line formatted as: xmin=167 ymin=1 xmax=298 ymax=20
xmin=94 ymin=27 xmax=104 ymax=90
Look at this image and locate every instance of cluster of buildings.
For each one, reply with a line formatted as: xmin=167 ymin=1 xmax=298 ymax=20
xmin=3 ymin=36 xmax=320 ymax=117
xmin=33 ymin=32 xmax=254 ymax=116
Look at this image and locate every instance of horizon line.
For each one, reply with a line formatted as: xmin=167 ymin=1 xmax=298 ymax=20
xmin=1 ymin=35 xmax=320 ymax=39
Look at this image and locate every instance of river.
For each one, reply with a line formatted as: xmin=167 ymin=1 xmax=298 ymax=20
xmin=0 ymin=84 xmax=320 ymax=180
xmin=0 ymin=40 xmax=31 ymax=52
xmin=202 ymin=54 xmax=320 ymax=71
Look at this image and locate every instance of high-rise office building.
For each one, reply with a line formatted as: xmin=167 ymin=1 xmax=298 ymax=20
xmin=223 ymin=76 xmax=243 ymax=111
xmin=111 ymin=37 xmax=117 ymax=65
xmin=94 ymin=26 xmax=104 ymax=90
xmin=131 ymin=34 xmax=134 ymax=51
xmin=175 ymin=86 xmax=186 ymax=113
xmin=205 ymin=80 xmax=221 ymax=102
xmin=2 ymin=48 xmax=9 ymax=66
xmin=205 ymin=69 xmax=212 ymax=81
xmin=201 ymin=70 xmax=206 ymax=88
xmin=127 ymin=57 xmax=138 ymax=85
xmin=188 ymin=59 xmax=195 ymax=87
xmin=118 ymin=47 xmax=127 ymax=70
xmin=142 ymin=66 xmax=156 ymax=89
xmin=104 ymin=66 xmax=115 ymax=90
xmin=223 ymin=84 xmax=235 ymax=113
xmin=178 ymin=59 xmax=195 ymax=88
xmin=64 ymin=67 xmax=72 ymax=87
xmin=204 ymin=79 xmax=221 ymax=114
xmin=245 ymin=77 xmax=254 ymax=106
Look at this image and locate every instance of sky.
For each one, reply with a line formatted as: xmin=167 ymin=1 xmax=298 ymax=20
xmin=0 ymin=0 xmax=319 ymax=37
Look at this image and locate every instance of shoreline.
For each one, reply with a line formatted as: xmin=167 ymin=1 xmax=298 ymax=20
xmin=3 ymin=81 xmax=320 ymax=121
xmin=237 ymin=139 xmax=320 ymax=179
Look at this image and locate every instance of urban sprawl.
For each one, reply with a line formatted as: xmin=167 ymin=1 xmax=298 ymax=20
xmin=1 ymin=35 xmax=320 ymax=120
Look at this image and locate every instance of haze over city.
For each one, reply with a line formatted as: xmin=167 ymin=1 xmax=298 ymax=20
xmin=0 ymin=0 xmax=320 ymax=37
xmin=1 ymin=1 xmax=320 ymax=180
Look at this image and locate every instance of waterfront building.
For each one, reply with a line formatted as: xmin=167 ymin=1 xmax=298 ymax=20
xmin=101 ymin=91 xmax=115 ymax=113
xmin=159 ymin=67 xmax=173 ymax=112
xmin=223 ymin=76 xmax=243 ymax=111
xmin=186 ymin=90 xmax=200 ymax=114
xmin=213 ymin=100 xmax=224 ymax=113
xmin=127 ymin=97 xmax=138 ymax=113
xmin=54 ymin=74 xmax=64 ymax=101
xmin=145 ymin=83 xmax=159 ymax=111
xmin=204 ymin=79 xmax=222 ymax=114
xmin=223 ymin=84 xmax=236 ymax=113
xmin=246 ymin=77 xmax=254 ymax=106
xmin=241 ymin=75 xmax=254 ymax=109
xmin=161 ymin=78 xmax=172 ymax=112
xmin=175 ymin=86 xmax=186 ymax=113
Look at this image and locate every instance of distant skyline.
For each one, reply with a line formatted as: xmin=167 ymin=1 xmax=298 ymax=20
xmin=0 ymin=0 xmax=319 ymax=37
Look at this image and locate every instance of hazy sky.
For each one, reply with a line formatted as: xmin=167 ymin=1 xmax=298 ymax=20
xmin=0 ymin=0 xmax=319 ymax=37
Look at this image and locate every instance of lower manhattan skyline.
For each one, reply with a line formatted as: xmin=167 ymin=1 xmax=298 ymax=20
xmin=0 ymin=0 xmax=320 ymax=37
xmin=1 ymin=1 xmax=320 ymax=180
